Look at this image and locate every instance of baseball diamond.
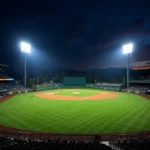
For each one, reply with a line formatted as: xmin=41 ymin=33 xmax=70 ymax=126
xmin=1 ymin=6 xmax=150 ymax=149
xmin=0 ymin=89 xmax=150 ymax=135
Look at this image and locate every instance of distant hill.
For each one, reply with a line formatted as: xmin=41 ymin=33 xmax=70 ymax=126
xmin=8 ymin=68 xmax=150 ymax=84
xmin=30 ymin=68 xmax=150 ymax=83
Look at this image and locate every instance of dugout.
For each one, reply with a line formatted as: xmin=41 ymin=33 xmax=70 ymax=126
xmin=63 ymin=77 xmax=86 ymax=87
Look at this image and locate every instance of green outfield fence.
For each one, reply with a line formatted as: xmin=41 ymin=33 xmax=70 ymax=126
xmin=34 ymin=77 xmax=122 ymax=91
xmin=34 ymin=77 xmax=87 ymax=91
xmin=34 ymin=85 xmax=88 ymax=91
xmin=33 ymin=83 xmax=63 ymax=91
xmin=63 ymin=77 xmax=86 ymax=86
xmin=33 ymin=84 xmax=122 ymax=91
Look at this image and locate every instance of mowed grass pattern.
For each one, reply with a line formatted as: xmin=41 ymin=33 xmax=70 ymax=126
xmin=0 ymin=89 xmax=150 ymax=134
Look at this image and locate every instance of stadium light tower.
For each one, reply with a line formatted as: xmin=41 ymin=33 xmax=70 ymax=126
xmin=122 ymin=43 xmax=133 ymax=88
xmin=20 ymin=42 xmax=31 ymax=87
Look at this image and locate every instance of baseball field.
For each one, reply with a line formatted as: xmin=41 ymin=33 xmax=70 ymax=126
xmin=0 ymin=89 xmax=150 ymax=134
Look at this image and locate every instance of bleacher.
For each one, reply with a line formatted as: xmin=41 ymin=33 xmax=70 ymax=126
xmin=0 ymin=82 xmax=24 ymax=91
xmin=124 ymin=86 xmax=150 ymax=94
xmin=0 ymin=85 xmax=4 ymax=91
xmin=34 ymin=83 xmax=63 ymax=91
xmin=130 ymin=80 xmax=150 ymax=84
xmin=110 ymin=138 xmax=150 ymax=150
xmin=87 ymin=83 xmax=122 ymax=91
xmin=0 ymin=136 xmax=114 ymax=150
xmin=0 ymin=72 xmax=14 ymax=92
xmin=0 ymin=84 xmax=7 ymax=95
xmin=0 ymin=73 xmax=10 ymax=79
xmin=96 ymin=82 xmax=122 ymax=87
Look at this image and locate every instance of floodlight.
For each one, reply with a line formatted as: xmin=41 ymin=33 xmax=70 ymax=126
xmin=122 ymin=43 xmax=133 ymax=54
xmin=122 ymin=43 xmax=134 ymax=88
xmin=20 ymin=42 xmax=31 ymax=53
xmin=20 ymin=41 xmax=31 ymax=87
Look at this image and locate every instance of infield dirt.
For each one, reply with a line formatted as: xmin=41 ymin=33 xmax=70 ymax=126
xmin=36 ymin=92 xmax=120 ymax=101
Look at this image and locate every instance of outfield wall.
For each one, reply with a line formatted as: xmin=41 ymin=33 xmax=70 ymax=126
xmin=34 ymin=84 xmax=62 ymax=91
xmin=87 ymin=84 xmax=121 ymax=91
xmin=34 ymin=84 xmax=121 ymax=91
xmin=34 ymin=77 xmax=122 ymax=91
xmin=63 ymin=77 xmax=86 ymax=86
xmin=34 ymin=78 xmax=87 ymax=91
xmin=34 ymin=85 xmax=87 ymax=91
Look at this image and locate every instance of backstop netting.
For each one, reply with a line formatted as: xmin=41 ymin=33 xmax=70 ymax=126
xmin=63 ymin=77 xmax=86 ymax=87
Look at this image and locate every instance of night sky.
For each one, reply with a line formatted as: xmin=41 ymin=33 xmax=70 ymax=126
xmin=1 ymin=0 xmax=150 ymax=74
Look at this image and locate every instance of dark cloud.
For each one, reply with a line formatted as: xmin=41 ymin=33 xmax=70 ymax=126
xmin=144 ymin=62 xmax=150 ymax=65
xmin=96 ymin=19 xmax=146 ymax=49
xmin=144 ymin=30 xmax=150 ymax=35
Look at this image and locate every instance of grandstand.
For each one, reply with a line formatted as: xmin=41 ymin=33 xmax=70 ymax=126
xmin=0 ymin=75 xmax=150 ymax=150
xmin=0 ymin=65 xmax=9 ymax=95
xmin=0 ymin=136 xmax=114 ymax=150
xmin=0 ymin=81 xmax=24 ymax=91
xmin=110 ymin=137 xmax=150 ymax=150
xmin=122 ymin=80 xmax=150 ymax=94
xmin=0 ymin=64 xmax=31 ymax=96
xmin=34 ymin=77 xmax=122 ymax=91
xmin=87 ymin=82 xmax=122 ymax=91
xmin=0 ymin=64 xmax=13 ymax=80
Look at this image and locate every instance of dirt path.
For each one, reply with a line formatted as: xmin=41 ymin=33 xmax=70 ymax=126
xmin=139 ymin=94 xmax=150 ymax=100
xmin=0 ymin=94 xmax=15 ymax=103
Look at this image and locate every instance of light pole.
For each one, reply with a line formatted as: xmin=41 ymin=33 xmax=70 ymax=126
xmin=20 ymin=42 xmax=31 ymax=87
xmin=122 ymin=43 xmax=133 ymax=88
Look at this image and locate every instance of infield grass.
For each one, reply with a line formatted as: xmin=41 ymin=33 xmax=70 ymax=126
xmin=0 ymin=89 xmax=150 ymax=134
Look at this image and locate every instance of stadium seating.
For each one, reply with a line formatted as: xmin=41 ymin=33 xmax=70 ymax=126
xmin=0 ymin=82 xmax=25 ymax=92
xmin=0 ymin=84 xmax=7 ymax=94
xmin=34 ymin=83 xmax=63 ymax=91
xmin=0 ymin=136 xmax=114 ymax=150
xmin=0 ymin=86 xmax=5 ymax=91
xmin=87 ymin=83 xmax=122 ymax=91
xmin=110 ymin=138 xmax=150 ymax=150
xmin=0 ymin=73 xmax=10 ymax=79
xmin=124 ymin=86 xmax=150 ymax=94
xmin=96 ymin=82 xmax=122 ymax=87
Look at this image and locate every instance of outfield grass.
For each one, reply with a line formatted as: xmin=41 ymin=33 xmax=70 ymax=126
xmin=0 ymin=89 xmax=150 ymax=134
